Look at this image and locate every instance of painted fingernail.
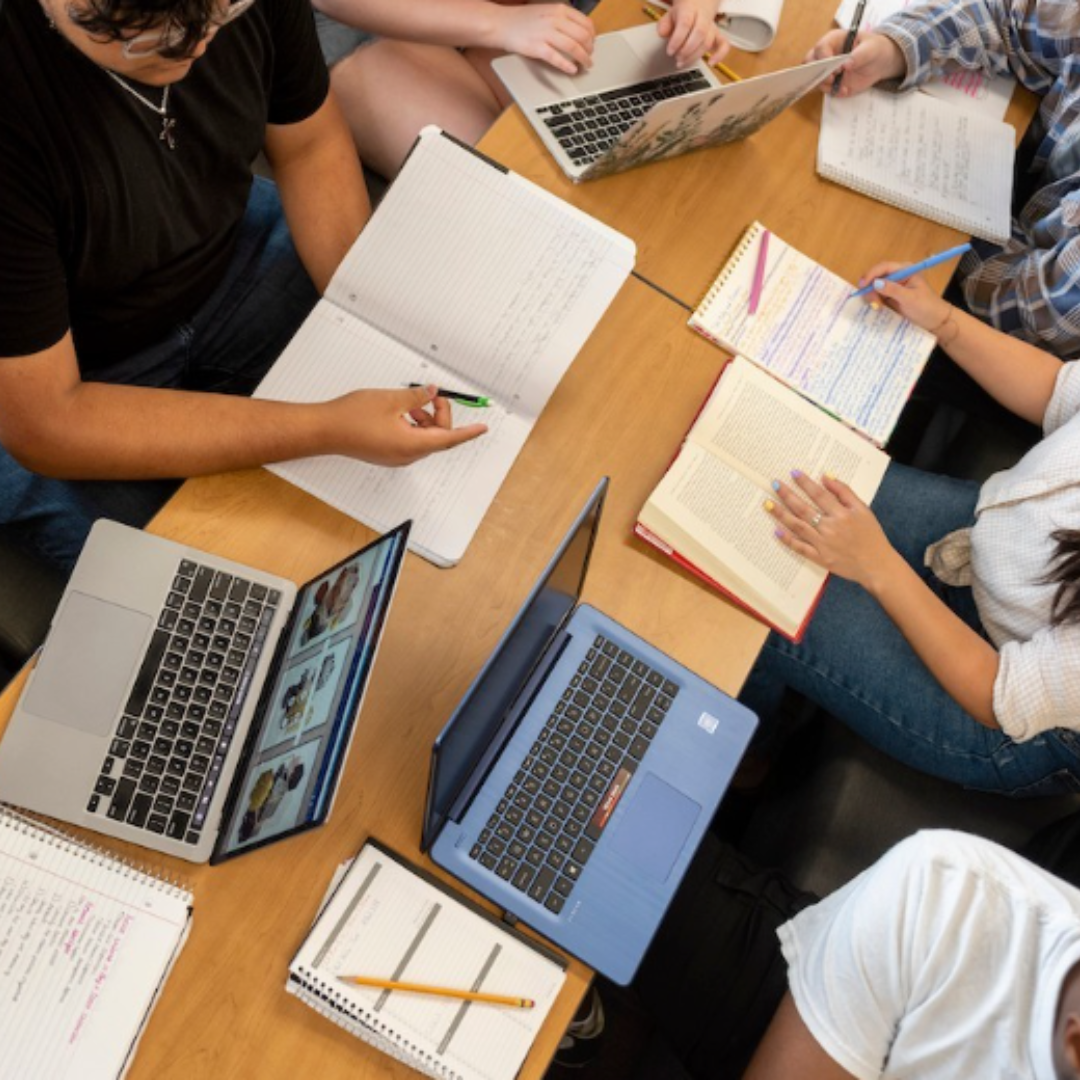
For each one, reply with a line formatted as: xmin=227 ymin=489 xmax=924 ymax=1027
xmin=790 ymin=469 xmax=803 ymax=479
xmin=764 ymin=499 xmax=775 ymax=512
xmin=774 ymin=528 xmax=785 ymax=539
xmin=771 ymin=480 xmax=781 ymax=491
xmin=873 ymin=278 xmax=885 ymax=291
xmin=869 ymin=301 xmax=881 ymax=311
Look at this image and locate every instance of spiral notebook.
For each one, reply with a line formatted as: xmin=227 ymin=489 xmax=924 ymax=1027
xmin=0 ymin=804 xmax=192 ymax=1080
xmin=817 ymin=90 xmax=1015 ymax=244
xmin=688 ymin=221 xmax=935 ymax=446
xmin=287 ymin=840 xmax=566 ymax=1080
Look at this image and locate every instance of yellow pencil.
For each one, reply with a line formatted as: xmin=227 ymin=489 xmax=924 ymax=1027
xmin=337 ymin=975 xmax=535 ymax=1008
xmin=640 ymin=4 xmax=743 ymax=82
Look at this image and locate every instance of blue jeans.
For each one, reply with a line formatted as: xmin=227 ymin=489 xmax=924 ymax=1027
xmin=738 ymin=462 xmax=1080 ymax=797
xmin=0 ymin=177 xmax=319 ymax=573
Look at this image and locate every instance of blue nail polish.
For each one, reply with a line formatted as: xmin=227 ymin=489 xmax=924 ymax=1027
xmin=771 ymin=480 xmax=780 ymax=491
xmin=873 ymin=278 xmax=885 ymax=291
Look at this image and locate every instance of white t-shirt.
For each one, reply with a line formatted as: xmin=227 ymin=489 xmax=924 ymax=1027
xmin=778 ymin=831 xmax=1080 ymax=1079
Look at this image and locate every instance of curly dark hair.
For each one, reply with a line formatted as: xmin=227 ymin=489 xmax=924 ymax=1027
xmin=66 ymin=0 xmax=227 ymax=58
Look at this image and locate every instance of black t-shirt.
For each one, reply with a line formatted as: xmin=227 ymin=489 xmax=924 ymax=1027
xmin=0 ymin=0 xmax=328 ymax=370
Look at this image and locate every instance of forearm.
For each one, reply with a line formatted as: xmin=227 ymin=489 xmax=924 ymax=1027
xmin=265 ymin=96 xmax=371 ymax=294
xmin=931 ymin=297 xmax=1061 ymax=426
xmin=310 ymin=0 xmax=512 ymax=50
xmin=865 ymin=549 xmax=1000 ymax=727
xmin=8 ymin=382 xmax=332 ymax=480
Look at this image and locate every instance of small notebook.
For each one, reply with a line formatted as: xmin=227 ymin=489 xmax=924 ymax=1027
xmin=255 ymin=127 xmax=634 ymax=568
xmin=0 ymin=804 xmax=192 ymax=1080
xmin=636 ymin=356 xmax=889 ymax=640
xmin=817 ymin=90 xmax=1015 ymax=243
xmin=688 ymin=221 xmax=935 ymax=446
xmin=287 ymin=840 xmax=567 ymax=1080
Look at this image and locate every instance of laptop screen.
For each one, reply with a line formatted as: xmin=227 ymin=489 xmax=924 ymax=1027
xmin=422 ymin=481 xmax=606 ymax=852
xmin=213 ymin=522 xmax=410 ymax=861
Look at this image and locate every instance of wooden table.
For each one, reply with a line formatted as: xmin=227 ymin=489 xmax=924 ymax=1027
xmin=480 ymin=0 xmax=1037 ymax=307
xmin=0 ymin=277 xmax=766 ymax=1080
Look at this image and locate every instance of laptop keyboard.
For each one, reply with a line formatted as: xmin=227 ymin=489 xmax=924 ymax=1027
xmin=468 ymin=634 xmax=679 ymax=914
xmin=537 ymin=70 xmax=712 ymax=165
xmin=87 ymin=559 xmax=280 ymax=845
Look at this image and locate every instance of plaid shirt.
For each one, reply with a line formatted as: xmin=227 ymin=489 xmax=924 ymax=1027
xmin=880 ymin=0 xmax=1080 ymax=358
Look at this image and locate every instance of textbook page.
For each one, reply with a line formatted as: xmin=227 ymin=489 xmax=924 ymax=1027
xmin=0 ymin=808 xmax=191 ymax=1080
xmin=638 ymin=358 xmax=887 ymax=638
xmin=255 ymin=128 xmax=634 ymax=566
xmin=689 ymin=224 xmax=933 ymax=445
xmin=288 ymin=841 xmax=566 ymax=1080
xmin=818 ymin=91 xmax=1015 ymax=244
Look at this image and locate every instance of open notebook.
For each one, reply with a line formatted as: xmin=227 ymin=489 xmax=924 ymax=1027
xmin=255 ymin=127 xmax=635 ymax=567
xmin=287 ymin=840 xmax=566 ymax=1080
xmin=0 ymin=805 xmax=192 ymax=1079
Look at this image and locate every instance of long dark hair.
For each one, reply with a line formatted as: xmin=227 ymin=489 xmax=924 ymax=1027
xmin=67 ymin=0 xmax=222 ymax=59
xmin=1044 ymin=528 xmax=1080 ymax=626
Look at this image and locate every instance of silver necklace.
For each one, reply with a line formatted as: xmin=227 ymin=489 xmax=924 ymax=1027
xmin=104 ymin=70 xmax=177 ymax=150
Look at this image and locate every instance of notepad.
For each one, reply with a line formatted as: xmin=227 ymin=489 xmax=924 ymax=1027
xmin=688 ymin=221 xmax=935 ymax=446
xmin=254 ymin=127 xmax=635 ymax=567
xmin=287 ymin=839 xmax=567 ymax=1080
xmin=817 ymin=90 xmax=1016 ymax=243
xmin=0 ymin=805 xmax=192 ymax=1080
xmin=637 ymin=356 xmax=889 ymax=640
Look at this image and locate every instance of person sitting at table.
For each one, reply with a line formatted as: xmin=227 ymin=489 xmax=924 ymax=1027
xmin=0 ymin=0 xmax=487 ymax=574
xmin=309 ymin=0 xmax=731 ymax=178
xmin=807 ymin=0 xmax=1080 ymax=359
xmin=635 ymin=829 xmax=1080 ymax=1080
xmin=737 ymin=263 xmax=1080 ymax=797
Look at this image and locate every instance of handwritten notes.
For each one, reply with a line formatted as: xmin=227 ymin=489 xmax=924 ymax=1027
xmin=0 ymin=808 xmax=191 ymax=1080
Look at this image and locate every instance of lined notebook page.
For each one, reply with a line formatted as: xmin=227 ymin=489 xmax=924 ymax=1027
xmin=325 ymin=128 xmax=634 ymax=414
xmin=689 ymin=223 xmax=934 ymax=445
xmin=0 ymin=807 xmax=191 ymax=1080
xmin=258 ymin=307 xmax=533 ymax=565
xmin=254 ymin=128 xmax=634 ymax=565
xmin=288 ymin=842 xmax=565 ymax=1080
xmin=818 ymin=91 xmax=1015 ymax=243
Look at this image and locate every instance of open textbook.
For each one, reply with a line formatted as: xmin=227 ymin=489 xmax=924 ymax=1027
xmin=636 ymin=357 xmax=889 ymax=640
xmin=818 ymin=90 xmax=1016 ymax=244
xmin=254 ymin=128 xmax=635 ymax=566
xmin=688 ymin=221 xmax=935 ymax=446
xmin=287 ymin=839 xmax=566 ymax=1080
xmin=833 ymin=0 xmax=1015 ymax=120
xmin=0 ymin=805 xmax=192 ymax=1080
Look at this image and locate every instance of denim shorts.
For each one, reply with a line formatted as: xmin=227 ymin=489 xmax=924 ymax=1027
xmin=313 ymin=9 xmax=377 ymax=68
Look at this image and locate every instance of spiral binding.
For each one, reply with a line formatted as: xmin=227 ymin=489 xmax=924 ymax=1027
xmin=0 ymin=802 xmax=191 ymax=900
xmin=816 ymin=164 xmax=992 ymax=241
xmin=692 ymin=220 xmax=765 ymax=320
xmin=291 ymin=970 xmax=462 ymax=1080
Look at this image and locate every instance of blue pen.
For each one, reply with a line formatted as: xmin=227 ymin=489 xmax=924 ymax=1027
xmin=849 ymin=243 xmax=973 ymax=300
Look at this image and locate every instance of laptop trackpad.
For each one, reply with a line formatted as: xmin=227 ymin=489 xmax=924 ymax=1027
xmin=546 ymin=35 xmax=667 ymax=97
xmin=606 ymin=772 xmax=700 ymax=882
xmin=24 ymin=591 xmax=150 ymax=737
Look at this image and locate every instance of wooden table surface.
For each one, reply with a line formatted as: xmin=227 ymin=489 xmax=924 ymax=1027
xmin=0 ymin=0 xmax=1037 ymax=1073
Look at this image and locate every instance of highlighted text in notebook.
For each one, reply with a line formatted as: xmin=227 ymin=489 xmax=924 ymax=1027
xmin=338 ymin=974 xmax=534 ymax=1007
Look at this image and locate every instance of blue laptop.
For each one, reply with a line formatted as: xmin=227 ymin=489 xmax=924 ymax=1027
xmin=422 ymin=479 xmax=757 ymax=983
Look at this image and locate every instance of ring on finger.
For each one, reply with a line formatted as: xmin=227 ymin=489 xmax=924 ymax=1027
xmin=810 ymin=511 xmax=823 ymax=529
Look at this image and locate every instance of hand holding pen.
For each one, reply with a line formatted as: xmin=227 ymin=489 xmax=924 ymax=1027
xmin=853 ymin=259 xmax=961 ymax=337
xmin=805 ymin=27 xmax=906 ymax=99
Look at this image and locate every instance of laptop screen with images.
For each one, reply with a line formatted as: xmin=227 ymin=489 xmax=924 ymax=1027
xmin=213 ymin=523 xmax=410 ymax=861
xmin=422 ymin=482 xmax=606 ymax=852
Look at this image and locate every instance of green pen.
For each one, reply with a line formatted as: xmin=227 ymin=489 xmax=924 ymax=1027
xmin=407 ymin=383 xmax=493 ymax=407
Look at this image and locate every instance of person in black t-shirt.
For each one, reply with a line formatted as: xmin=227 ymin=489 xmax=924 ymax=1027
xmin=0 ymin=0 xmax=486 ymax=571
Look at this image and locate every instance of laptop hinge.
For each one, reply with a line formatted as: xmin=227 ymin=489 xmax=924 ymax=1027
xmin=447 ymin=627 xmax=574 ymax=825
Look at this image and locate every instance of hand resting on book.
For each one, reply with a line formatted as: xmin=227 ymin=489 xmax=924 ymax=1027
xmin=804 ymin=28 xmax=904 ymax=98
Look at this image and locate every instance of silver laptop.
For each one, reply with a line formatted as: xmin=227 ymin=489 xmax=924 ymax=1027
xmin=0 ymin=519 xmax=410 ymax=863
xmin=494 ymin=24 xmax=844 ymax=181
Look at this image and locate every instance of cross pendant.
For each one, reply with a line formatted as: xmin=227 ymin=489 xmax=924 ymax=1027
xmin=160 ymin=117 xmax=177 ymax=151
